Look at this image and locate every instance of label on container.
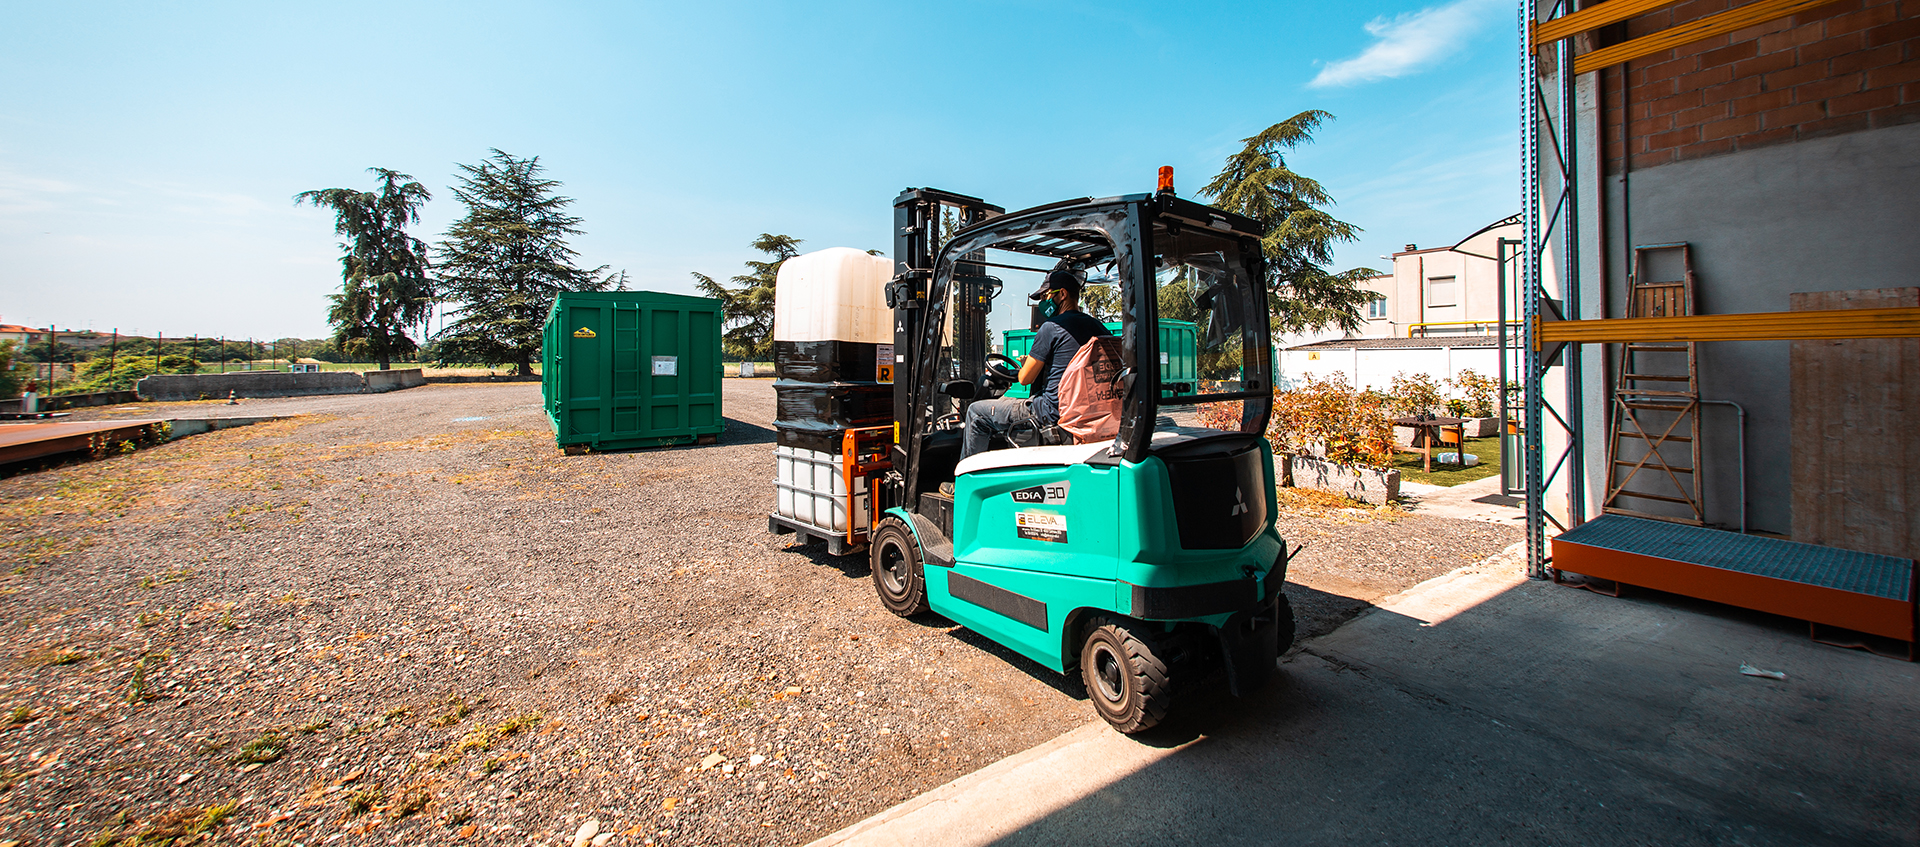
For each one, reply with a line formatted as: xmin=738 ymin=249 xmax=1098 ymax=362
xmin=573 ymin=327 xmax=597 ymax=338
xmin=875 ymin=343 xmax=894 ymax=384
xmin=1015 ymin=510 xmax=1067 ymax=543
xmin=1159 ymin=351 xmax=1168 ymax=365
xmin=652 ymin=356 xmax=677 ymax=376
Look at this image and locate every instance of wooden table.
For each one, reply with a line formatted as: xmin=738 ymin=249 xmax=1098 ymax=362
xmin=1393 ymin=415 xmax=1467 ymax=472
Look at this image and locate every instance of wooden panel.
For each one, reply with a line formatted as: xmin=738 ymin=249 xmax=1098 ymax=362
xmin=1791 ymin=288 xmax=1920 ymax=561
xmin=1573 ymin=0 xmax=1847 ymax=74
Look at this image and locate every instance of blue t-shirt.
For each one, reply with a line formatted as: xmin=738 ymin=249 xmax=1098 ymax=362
xmin=1027 ymin=310 xmax=1111 ymax=422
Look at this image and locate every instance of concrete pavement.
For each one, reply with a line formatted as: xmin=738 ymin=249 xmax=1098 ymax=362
xmin=1399 ymin=473 xmax=1526 ymax=526
xmin=810 ymin=545 xmax=1920 ymax=846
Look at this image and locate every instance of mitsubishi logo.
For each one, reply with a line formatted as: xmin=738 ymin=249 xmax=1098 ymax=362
xmin=1230 ymin=486 xmax=1249 ymax=516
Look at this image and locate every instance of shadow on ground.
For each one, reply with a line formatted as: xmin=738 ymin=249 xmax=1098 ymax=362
xmin=972 ymin=576 xmax=1920 ymax=847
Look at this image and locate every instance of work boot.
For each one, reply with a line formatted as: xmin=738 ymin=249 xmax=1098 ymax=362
xmin=938 ymin=481 xmax=954 ymax=496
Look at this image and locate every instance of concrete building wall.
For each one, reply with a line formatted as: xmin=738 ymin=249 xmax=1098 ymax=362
xmin=1602 ymin=120 xmax=1920 ymax=535
xmin=1583 ymin=0 xmax=1920 ymax=535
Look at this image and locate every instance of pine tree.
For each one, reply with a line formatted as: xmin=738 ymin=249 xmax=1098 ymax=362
xmin=294 ymin=168 xmax=434 ymax=369
xmin=692 ymin=234 xmax=802 ymax=361
xmin=433 ymin=150 xmax=611 ymax=375
xmin=1200 ymin=110 xmax=1378 ymax=336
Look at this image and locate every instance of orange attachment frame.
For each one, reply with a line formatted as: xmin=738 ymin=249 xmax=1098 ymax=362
xmin=841 ymin=425 xmax=895 ymax=545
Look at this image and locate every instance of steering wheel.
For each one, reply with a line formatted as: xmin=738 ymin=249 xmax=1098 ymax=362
xmin=984 ymin=353 xmax=1021 ymax=384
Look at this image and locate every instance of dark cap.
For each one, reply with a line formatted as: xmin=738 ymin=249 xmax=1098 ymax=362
xmin=1029 ymin=268 xmax=1083 ymax=301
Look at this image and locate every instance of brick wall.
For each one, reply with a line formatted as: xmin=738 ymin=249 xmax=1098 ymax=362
xmin=1601 ymin=0 xmax=1920 ymax=173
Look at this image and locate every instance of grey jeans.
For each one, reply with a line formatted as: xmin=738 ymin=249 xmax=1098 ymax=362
xmin=961 ymin=397 xmax=1039 ymax=461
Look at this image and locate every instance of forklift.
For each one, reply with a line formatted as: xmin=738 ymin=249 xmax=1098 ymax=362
xmin=848 ymin=170 xmax=1295 ymax=733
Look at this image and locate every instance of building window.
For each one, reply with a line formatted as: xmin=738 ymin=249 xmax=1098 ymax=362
xmin=1366 ymin=294 xmax=1388 ymax=319
xmin=1426 ymin=276 xmax=1458 ymax=308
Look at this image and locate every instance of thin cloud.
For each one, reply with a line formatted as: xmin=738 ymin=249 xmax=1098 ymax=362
xmin=1310 ymin=0 xmax=1501 ymax=88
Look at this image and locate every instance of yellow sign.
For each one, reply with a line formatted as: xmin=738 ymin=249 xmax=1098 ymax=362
xmin=572 ymin=327 xmax=597 ymax=338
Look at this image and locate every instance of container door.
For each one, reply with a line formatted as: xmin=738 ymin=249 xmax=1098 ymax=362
xmin=562 ymin=302 xmax=609 ymax=441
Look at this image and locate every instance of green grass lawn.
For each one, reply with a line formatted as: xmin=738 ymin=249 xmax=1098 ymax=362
xmin=1390 ymin=435 xmax=1505 ymax=486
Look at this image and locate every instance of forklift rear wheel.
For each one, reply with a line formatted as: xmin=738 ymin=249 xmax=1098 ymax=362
xmin=1080 ymin=618 xmax=1173 ymax=734
xmin=870 ymin=517 xmax=929 ymax=617
xmin=1276 ymin=591 xmax=1296 ymax=652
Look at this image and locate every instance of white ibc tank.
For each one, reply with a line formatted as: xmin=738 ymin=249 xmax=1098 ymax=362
xmin=774 ymin=445 xmax=870 ymax=534
xmin=772 ymin=247 xmax=893 ymax=344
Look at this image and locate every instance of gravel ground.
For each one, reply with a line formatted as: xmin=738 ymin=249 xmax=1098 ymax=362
xmin=0 ymin=381 xmax=1516 ymax=846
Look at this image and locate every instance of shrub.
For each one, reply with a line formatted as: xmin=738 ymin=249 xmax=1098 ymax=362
xmin=0 ymin=341 xmax=21 ymax=398
xmin=1193 ymin=399 xmax=1244 ymax=431
xmin=1387 ymin=372 xmax=1445 ymax=418
xmin=1272 ymin=374 xmax=1396 ymax=467
xmin=1449 ymin=369 xmax=1497 ymax=418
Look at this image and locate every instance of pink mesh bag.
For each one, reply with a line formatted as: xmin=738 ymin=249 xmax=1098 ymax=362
xmin=1055 ymin=336 xmax=1124 ymax=443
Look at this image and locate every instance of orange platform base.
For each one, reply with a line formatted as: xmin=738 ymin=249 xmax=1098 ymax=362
xmin=1551 ymin=515 xmax=1916 ymax=643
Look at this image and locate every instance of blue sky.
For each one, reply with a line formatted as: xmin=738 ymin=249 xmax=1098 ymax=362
xmin=0 ymin=0 xmax=1520 ymax=340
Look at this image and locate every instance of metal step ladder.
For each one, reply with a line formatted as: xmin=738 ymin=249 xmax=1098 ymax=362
xmin=1603 ymin=243 xmax=1704 ymax=525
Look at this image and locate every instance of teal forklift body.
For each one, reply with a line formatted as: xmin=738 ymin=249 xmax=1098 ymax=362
xmin=891 ymin=439 xmax=1284 ymax=673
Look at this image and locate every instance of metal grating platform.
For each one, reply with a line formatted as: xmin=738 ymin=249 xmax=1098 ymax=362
xmin=1553 ymin=514 xmax=1917 ymax=645
xmin=1557 ymin=515 xmax=1911 ymax=600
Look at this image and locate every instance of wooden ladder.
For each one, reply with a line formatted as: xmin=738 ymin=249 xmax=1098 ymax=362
xmin=1603 ymin=243 xmax=1704 ymax=525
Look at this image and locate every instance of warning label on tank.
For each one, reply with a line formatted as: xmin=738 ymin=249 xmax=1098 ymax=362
xmin=1016 ymin=511 xmax=1068 ymax=543
xmin=573 ymin=327 xmax=597 ymax=338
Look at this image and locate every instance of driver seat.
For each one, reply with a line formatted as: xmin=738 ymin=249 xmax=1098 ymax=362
xmin=1006 ymin=418 xmax=1071 ymax=448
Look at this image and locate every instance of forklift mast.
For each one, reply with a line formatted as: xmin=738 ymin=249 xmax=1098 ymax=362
xmin=886 ymin=188 xmax=1003 ymax=510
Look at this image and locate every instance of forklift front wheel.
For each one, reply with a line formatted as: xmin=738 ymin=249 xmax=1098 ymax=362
xmin=870 ymin=517 xmax=930 ymax=617
xmin=1080 ymin=618 xmax=1174 ymax=734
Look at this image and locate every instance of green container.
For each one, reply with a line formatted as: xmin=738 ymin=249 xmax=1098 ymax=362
xmin=1001 ymin=320 xmax=1198 ymax=399
xmin=543 ymin=291 xmax=724 ymax=451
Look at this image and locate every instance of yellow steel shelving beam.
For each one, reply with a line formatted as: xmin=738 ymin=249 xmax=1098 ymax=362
xmin=1530 ymin=0 xmax=1848 ymax=74
xmin=1530 ymin=0 xmax=1678 ymax=51
xmin=1571 ymin=0 xmax=1846 ymax=74
xmin=1534 ymin=307 xmax=1920 ymax=349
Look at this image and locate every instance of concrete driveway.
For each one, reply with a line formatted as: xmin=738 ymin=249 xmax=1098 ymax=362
xmin=812 ymin=545 xmax=1920 ymax=846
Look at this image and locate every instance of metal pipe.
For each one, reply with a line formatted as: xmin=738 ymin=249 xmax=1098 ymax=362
xmin=1406 ymin=319 xmax=1503 ymax=338
xmin=1698 ymin=399 xmax=1747 ymax=535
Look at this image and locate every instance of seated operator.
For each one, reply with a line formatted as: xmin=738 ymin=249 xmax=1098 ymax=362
xmin=957 ymin=267 xmax=1112 ymax=464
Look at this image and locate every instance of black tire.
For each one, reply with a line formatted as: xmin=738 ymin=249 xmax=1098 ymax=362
xmin=1079 ymin=617 xmax=1175 ymax=734
xmin=869 ymin=517 xmax=929 ymax=617
xmin=1275 ymin=591 xmax=1296 ymax=652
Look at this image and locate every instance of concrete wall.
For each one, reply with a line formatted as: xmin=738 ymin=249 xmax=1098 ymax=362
xmin=0 ymin=390 xmax=139 ymax=413
xmin=1603 ymin=120 xmax=1920 ymax=535
xmin=138 ymin=370 xmax=366 ymax=401
xmin=363 ymin=368 xmax=426 ymax=392
xmin=1279 ymin=345 xmax=1502 ymax=394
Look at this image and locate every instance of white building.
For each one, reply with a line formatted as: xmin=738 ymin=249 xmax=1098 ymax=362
xmin=1277 ymin=216 xmax=1519 ymax=393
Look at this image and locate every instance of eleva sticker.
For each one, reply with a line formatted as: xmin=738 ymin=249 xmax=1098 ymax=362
xmin=1016 ymin=511 xmax=1067 ymax=543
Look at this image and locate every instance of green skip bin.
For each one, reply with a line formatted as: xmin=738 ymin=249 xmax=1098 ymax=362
xmin=543 ymin=291 xmax=724 ymax=452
